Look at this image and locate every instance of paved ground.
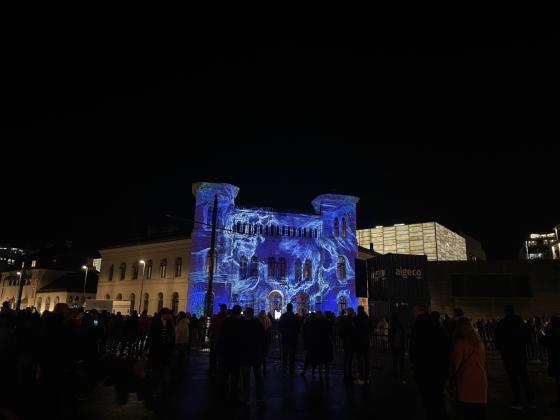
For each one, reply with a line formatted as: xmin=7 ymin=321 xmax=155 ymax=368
xmin=78 ymin=351 xmax=559 ymax=420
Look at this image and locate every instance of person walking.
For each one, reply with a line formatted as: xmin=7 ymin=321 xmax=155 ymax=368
xmin=308 ymin=311 xmax=333 ymax=377
xmin=354 ymin=306 xmax=371 ymax=384
xmin=495 ymin=305 xmax=535 ymax=410
xmin=209 ymin=304 xmax=228 ymax=374
xmin=279 ymin=303 xmax=300 ymax=376
xmin=409 ymin=304 xmax=450 ymax=420
xmin=173 ymin=311 xmax=190 ymax=382
xmin=340 ymin=308 xmax=356 ymax=381
xmin=450 ymin=318 xmax=488 ymax=420
xmin=543 ymin=316 xmax=560 ymax=407
xmin=146 ymin=308 xmax=175 ymax=399
xmin=389 ymin=314 xmax=406 ymax=384
xmin=258 ymin=310 xmax=272 ymax=375
xmin=220 ymin=305 xmax=243 ymax=402
xmin=239 ymin=308 xmax=265 ymax=407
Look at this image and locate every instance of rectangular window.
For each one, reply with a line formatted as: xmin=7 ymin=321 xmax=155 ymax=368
xmin=161 ymin=264 xmax=167 ymax=278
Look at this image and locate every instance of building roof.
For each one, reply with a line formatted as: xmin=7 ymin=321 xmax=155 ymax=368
xmin=100 ymin=233 xmax=192 ymax=251
xmin=37 ymin=271 xmax=98 ymax=293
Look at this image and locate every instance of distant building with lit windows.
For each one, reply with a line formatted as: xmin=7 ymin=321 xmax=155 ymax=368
xmin=520 ymin=227 xmax=559 ymax=260
xmin=357 ymin=222 xmax=469 ymax=261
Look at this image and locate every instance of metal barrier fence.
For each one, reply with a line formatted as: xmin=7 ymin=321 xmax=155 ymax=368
xmin=479 ymin=327 xmax=548 ymax=362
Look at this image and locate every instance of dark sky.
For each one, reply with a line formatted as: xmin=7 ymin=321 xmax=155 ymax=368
xmin=2 ymin=31 xmax=559 ymax=258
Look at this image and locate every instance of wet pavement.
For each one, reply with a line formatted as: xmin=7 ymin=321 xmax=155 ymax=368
xmin=78 ymin=351 xmax=560 ymax=420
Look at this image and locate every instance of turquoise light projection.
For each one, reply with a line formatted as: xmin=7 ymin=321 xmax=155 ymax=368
xmin=187 ymin=182 xmax=359 ymax=316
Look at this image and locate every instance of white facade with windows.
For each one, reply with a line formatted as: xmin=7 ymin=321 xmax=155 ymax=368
xmin=96 ymin=237 xmax=191 ymax=315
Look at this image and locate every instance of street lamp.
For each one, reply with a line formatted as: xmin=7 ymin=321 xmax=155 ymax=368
xmin=15 ymin=271 xmax=22 ymax=310
xmin=82 ymin=265 xmax=88 ymax=307
xmin=138 ymin=260 xmax=146 ymax=313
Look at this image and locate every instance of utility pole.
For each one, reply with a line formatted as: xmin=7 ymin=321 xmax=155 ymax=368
xmin=203 ymin=194 xmax=218 ymax=347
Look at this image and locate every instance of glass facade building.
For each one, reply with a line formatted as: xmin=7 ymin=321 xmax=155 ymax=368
xmin=357 ymin=222 xmax=467 ymax=261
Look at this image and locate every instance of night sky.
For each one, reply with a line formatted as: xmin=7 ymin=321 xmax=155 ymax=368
xmin=2 ymin=35 xmax=559 ymax=258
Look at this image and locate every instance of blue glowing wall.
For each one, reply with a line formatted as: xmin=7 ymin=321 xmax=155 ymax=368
xmin=187 ymin=182 xmax=360 ymax=316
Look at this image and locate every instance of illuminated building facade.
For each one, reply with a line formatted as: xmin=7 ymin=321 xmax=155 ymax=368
xmin=96 ymin=237 xmax=191 ymax=315
xmin=357 ymin=222 xmax=467 ymax=261
xmin=188 ymin=182 xmax=360 ymax=317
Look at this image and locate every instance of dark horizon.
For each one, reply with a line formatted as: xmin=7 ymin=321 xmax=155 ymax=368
xmin=2 ymin=42 xmax=559 ymax=259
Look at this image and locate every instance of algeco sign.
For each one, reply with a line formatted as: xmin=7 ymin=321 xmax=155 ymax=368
xmin=395 ymin=267 xmax=423 ymax=279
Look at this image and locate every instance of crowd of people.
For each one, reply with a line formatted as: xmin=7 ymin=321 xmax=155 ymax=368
xmin=408 ymin=305 xmax=560 ymax=420
xmin=1 ymin=299 xmax=560 ymax=419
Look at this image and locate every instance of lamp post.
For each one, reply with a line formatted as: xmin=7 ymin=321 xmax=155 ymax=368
xmin=15 ymin=271 xmax=22 ymax=310
xmin=82 ymin=265 xmax=88 ymax=307
xmin=138 ymin=260 xmax=146 ymax=313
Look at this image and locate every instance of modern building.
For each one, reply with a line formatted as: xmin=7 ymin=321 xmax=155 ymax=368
xmin=96 ymin=236 xmax=192 ymax=315
xmin=0 ymin=245 xmax=25 ymax=271
xmin=520 ymin=230 xmax=558 ymax=260
xmin=427 ymin=259 xmax=560 ymax=319
xmin=460 ymin=232 xmax=486 ymax=261
xmin=552 ymin=225 xmax=560 ymax=260
xmin=188 ymin=182 xmax=360 ymax=317
xmin=357 ymin=222 xmax=468 ymax=261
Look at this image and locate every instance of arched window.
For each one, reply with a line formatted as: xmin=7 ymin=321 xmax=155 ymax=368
xmin=265 ymin=225 xmax=269 ymax=235
xmin=236 ymin=221 xmax=242 ymax=233
xmin=282 ymin=226 xmax=286 ymax=236
xmin=108 ymin=264 xmax=114 ymax=281
xmin=130 ymin=293 xmax=136 ymax=313
xmin=242 ymin=223 xmax=247 ymax=233
xmin=303 ymin=228 xmax=307 ymax=237
xmin=171 ymin=292 xmax=179 ymax=315
xmin=143 ymin=293 xmax=149 ymax=313
xmin=337 ymin=296 xmax=348 ymax=313
xmin=76 ymin=296 xmax=81 ymax=305
xmin=175 ymin=257 xmax=182 ymax=277
xmin=54 ymin=296 xmax=60 ymax=305
xmin=337 ymin=256 xmax=346 ymax=280
xmin=341 ymin=217 xmax=347 ymax=238
xmin=157 ymin=292 xmax=164 ymax=312
xmin=105 ymin=294 xmax=110 ymax=300
xmin=132 ymin=262 xmax=139 ymax=280
xmin=206 ymin=250 xmax=217 ymax=275
xmin=315 ymin=296 xmax=322 ymax=312
xmin=267 ymin=257 xmax=276 ymax=279
xmin=116 ymin=293 xmax=123 ymax=300
xmin=278 ymin=257 xmax=286 ymax=278
xmin=239 ymin=256 xmax=248 ymax=279
xmin=259 ymin=225 xmax=263 ymax=235
xmin=36 ymin=297 xmax=42 ymax=312
xmin=315 ymin=229 xmax=318 ymax=238
xmin=295 ymin=259 xmax=302 ymax=283
xmin=67 ymin=295 xmax=73 ymax=304
xmin=304 ymin=259 xmax=312 ymax=281
xmin=146 ymin=260 xmax=153 ymax=279
xmin=160 ymin=259 xmax=167 ymax=278
xmin=44 ymin=297 xmax=51 ymax=312
xmin=119 ymin=263 xmax=126 ymax=281
xmin=250 ymin=256 xmax=259 ymax=277
xmin=298 ymin=227 xmax=302 ymax=237
xmin=334 ymin=217 xmax=339 ymax=237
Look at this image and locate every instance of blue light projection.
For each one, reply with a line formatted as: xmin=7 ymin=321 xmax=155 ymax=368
xmin=187 ymin=182 xmax=360 ymax=316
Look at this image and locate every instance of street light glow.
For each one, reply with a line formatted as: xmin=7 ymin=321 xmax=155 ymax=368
xmin=82 ymin=265 xmax=88 ymax=270
xmin=139 ymin=259 xmax=145 ymax=264
xmin=16 ymin=272 xmax=21 ymax=275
